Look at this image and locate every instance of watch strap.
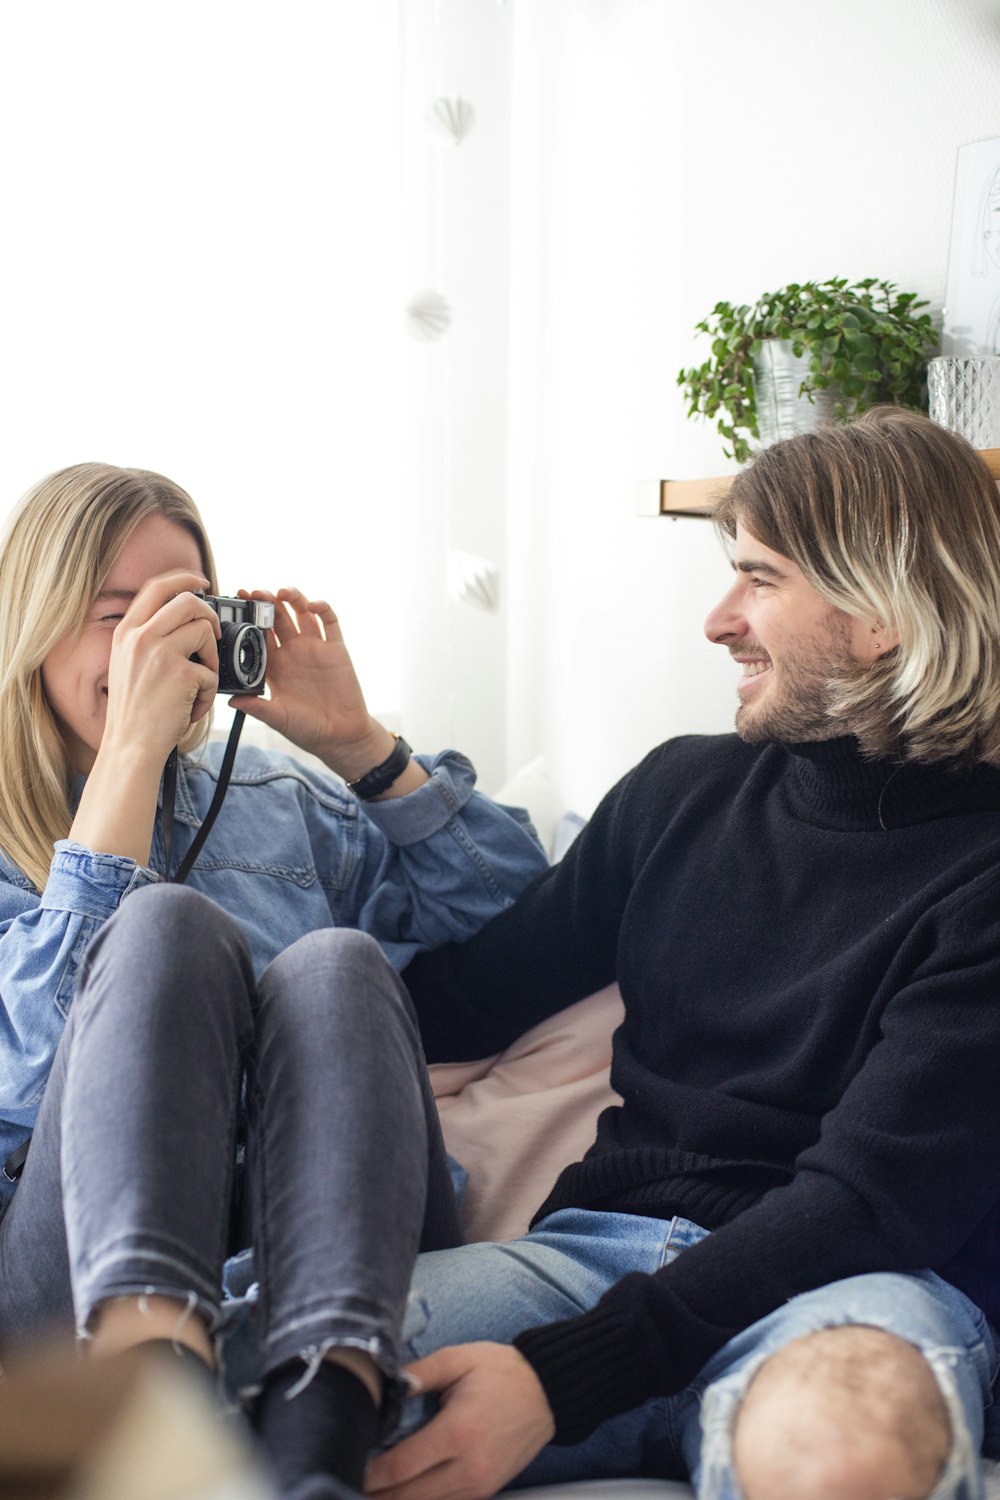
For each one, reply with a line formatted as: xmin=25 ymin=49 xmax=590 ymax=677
xmin=346 ymin=735 xmax=412 ymax=801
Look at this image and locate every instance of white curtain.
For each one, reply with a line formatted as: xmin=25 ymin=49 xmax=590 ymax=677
xmin=395 ymin=0 xmax=736 ymax=805
xmin=395 ymin=0 xmax=514 ymax=792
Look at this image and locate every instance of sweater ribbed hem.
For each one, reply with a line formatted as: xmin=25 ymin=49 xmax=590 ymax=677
xmin=531 ymin=1150 xmax=789 ymax=1234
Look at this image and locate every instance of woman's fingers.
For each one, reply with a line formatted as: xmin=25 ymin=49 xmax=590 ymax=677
xmin=279 ymin=588 xmax=340 ymax=639
xmin=238 ymin=587 xmax=342 ymax=644
xmin=124 ymin=570 xmax=216 ymax=633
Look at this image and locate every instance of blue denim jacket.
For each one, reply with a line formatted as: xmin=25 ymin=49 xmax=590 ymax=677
xmin=0 ymin=742 xmax=546 ymax=1207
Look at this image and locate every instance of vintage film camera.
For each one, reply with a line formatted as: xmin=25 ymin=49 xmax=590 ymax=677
xmin=196 ymin=593 xmax=276 ymax=695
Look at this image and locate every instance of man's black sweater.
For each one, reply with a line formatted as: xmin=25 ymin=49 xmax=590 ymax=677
xmin=404 ymin=734 xmax=1000 ymax=1444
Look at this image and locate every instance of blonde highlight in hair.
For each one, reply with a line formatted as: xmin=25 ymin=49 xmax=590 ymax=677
xmin=0 ymin=464 xmax=218 ymax=891
xmin=714 ymin=408 xmax=1000 ymax=765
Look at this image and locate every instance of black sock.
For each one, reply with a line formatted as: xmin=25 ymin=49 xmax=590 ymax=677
xmin=254 ymin=1358 xmax=379 ymax=1494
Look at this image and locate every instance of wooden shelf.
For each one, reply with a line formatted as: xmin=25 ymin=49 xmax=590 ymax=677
xmin=638 ymin=448 xmax=1000 ymax=519
xmin=635 ymin=475 xmax=733 ymax=518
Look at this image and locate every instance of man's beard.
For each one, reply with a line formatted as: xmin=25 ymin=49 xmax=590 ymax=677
xmin=734 ymin=614 xmax=863 ymax=745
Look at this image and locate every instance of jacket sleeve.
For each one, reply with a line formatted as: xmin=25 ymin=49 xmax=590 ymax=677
xmin=513 ymin=871 xmax=1000 ymax=1443
xmin=0 ymin=843 xmax=158 ymax=1124
xmin=343 ymin=750 xmax=549 ymax=972
xmin=402 ymin=752 xmax=653 ymax=1060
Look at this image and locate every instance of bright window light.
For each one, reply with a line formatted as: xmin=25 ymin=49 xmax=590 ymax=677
xmin=0 ymin=1 xmax=404 ymax=715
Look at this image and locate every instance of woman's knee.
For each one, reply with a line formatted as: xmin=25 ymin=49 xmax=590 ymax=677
xmin=730 ymin=1325 xmax=951 ymax=1500
xmin=262 ymin=927 xmax=410 ymax=1018
xmin=80 ymin=884 xmax=253 ymax=1022
xmin=256 ymin=928 xmax=425 ymax=1087
xmin=101 ymin=882 xmax=240 ymax=952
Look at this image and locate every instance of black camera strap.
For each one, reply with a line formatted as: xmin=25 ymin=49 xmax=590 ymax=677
xmin=162 ymin=710 xmax=247 ymax=883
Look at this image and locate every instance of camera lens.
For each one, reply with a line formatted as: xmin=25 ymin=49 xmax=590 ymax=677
xmin=218 ymin=622 xmax=267 ymax=693
xmin=237 ymin=630 xmax=263 ymax=686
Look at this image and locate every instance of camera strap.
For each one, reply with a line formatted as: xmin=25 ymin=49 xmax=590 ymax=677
xmin=162 ymin=710 xmax=247 ymax=883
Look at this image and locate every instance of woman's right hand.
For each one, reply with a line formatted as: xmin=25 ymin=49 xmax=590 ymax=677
xmin=68 ymin=573 xmax=221 ymax=869
xmin=99 ymin=571 xmax=221 ymax=769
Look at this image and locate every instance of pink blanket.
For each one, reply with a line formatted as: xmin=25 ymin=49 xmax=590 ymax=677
xmin=429 ymin=985 xmax=624 ymax=1243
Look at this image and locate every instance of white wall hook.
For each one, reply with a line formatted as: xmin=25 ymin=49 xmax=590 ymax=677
xmin=428 ymin=96 xmax=476 ymax=146
xmin=404 ymin=290 xmax=452 ymax=341
xmin=447 ymin=551 xmax=499 ymax=612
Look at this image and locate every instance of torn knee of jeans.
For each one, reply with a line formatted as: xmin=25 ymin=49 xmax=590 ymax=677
xmin=699 ymin=1328 xmax=977 ymax=1500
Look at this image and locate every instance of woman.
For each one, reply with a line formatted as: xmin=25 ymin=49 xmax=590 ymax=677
xmin=0 ymin=463 xmax=546 ymax=1495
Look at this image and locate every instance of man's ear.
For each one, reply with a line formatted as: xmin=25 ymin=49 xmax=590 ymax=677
xmin=871 ymin=619 xmax=901 ymax=656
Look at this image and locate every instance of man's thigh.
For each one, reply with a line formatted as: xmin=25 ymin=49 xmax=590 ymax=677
xmin=402 ymin=1207 xmax=705 ymax=1356
xmin=680 ymin=1271 xmax=1000 ymax=1500
xmin=395 ymin=1208 xmax=707 ymax=1484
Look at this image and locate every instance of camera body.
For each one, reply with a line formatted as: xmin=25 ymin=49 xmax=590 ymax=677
xmin=197 ymin=593 xmax=276 ymax=695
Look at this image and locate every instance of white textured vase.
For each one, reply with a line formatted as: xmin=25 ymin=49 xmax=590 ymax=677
xmin=752 ymin=339 xmax=842 ymax=448
xmin=928 ymin=356 xmax=1000 ymax=449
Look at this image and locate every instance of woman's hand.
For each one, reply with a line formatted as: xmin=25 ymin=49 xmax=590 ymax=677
xmin=69 ymin=572 xmax=220 ymax=867
xmin=100 ymin=571 xmax=220 ymax=767
xmin=231 ymin=589 xmax=426 ymax=794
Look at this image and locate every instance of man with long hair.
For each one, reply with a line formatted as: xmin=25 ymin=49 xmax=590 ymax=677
xmin=374 ymin=409 xmax=1000 ymax=1500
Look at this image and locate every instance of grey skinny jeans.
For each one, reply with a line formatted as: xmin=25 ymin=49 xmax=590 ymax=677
xmin=0 ymin=883 xmax=461 ymax=1390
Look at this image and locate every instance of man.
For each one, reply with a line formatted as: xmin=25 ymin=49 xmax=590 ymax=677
xmin=368 ymin=408 xmax=1000 ymax=1500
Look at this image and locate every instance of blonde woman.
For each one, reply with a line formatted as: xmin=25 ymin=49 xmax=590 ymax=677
xmin=0 ymin=463 xmax=546 ymax=1495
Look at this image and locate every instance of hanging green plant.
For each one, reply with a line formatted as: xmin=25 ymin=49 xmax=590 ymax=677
xmin=677 ymin=277 xmax=939 ymax=463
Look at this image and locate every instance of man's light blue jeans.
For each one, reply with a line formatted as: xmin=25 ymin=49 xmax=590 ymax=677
xmin=400 ymin=1209 xmax=1000 ymax=1499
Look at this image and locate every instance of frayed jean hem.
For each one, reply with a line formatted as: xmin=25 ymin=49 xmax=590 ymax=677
xmin=72 ymin=1245 xmax=222 ymax=1341
xmin=222 ymin=1289 xmax=409 ymax=1439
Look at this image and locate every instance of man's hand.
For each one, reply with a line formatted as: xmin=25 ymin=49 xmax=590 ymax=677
xmin=365 ymin=1342 xmax=556 ymax=1500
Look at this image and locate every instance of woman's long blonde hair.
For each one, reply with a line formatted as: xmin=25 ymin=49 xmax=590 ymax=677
xmin=714 ymin=408 xmax=1000 ymax=765
xmin=0 ymin=463 xmax=218 ymax=891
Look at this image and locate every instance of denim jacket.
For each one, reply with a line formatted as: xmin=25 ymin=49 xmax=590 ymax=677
xmin=0 ymin=742 xmax=546 ymax=1207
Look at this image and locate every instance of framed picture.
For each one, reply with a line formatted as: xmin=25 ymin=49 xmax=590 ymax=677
xmin=942 ymin=135 xmax=1000 ymax=356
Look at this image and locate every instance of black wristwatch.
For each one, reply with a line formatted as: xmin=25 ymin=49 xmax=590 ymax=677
xmin=346 ymin=736 xmax=412 ymax=801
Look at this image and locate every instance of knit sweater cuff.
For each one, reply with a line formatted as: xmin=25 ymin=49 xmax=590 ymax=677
xmin=512 ymin=1276 xmax=665 ymax=1446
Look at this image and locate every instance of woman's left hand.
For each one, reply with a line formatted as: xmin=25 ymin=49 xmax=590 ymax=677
xmin=230 ymin=588 xmax=407 ymax=785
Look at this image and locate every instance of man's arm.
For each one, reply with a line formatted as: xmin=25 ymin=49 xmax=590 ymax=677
xmin=402 ymin=748 xmax=656 ymax=1061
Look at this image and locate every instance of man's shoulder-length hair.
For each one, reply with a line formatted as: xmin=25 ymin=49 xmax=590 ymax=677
xmin=713 ymin=407 xmax=1000 ymax=766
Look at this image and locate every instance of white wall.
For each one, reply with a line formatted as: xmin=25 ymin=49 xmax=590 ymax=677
xmin=0 ymin=2 xmax=405 ymax=716
xmin=501 ymin=0 xmax=1000 ymax=815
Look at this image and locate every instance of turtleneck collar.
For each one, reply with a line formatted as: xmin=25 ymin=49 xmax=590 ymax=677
xmin=780 ymin=736 xmax=1000 ymax=831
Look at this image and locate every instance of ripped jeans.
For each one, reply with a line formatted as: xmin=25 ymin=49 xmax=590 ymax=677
xmin=0 ymin=884 xmax=460 ymax=1411
xmin=401 ymin=1209 xmax=1000 ymax=1500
